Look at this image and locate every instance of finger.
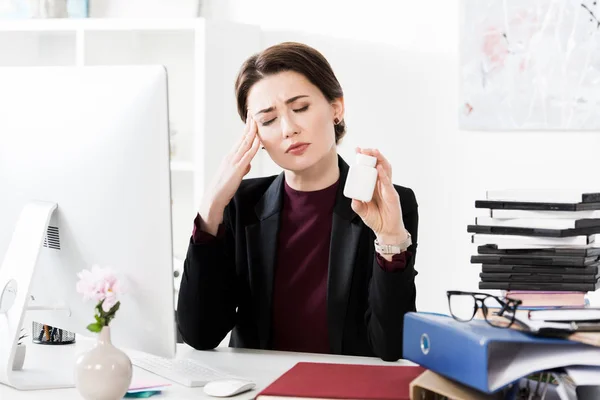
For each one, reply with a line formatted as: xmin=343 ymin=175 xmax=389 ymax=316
xmin=233 ymin=117 xmax=257 ymax=162
xmin=377 ymin=164 xmax=393 ymax=187
xmin=358 ymin=148 xmax=382 ymax=169
xmin=237 ymin=135 xmax=261 ymax=169
xmin=241 ymin=111 xmax=253 ymax=139
xmin=358 ymin=148 xmax=387 ymax=166
xmin=351 ymin=199 xmax=366 ymax=216
xmin=229 ymin=113 xmax=253 ymax=157
xmin=245 ymin=110 xmax=251 ymax=130
xmin=372 ymin=149 xmax=392 ymax=178
xmin=248 ymin=134 xmax=261 ymax=157
xmin=360 ymin=148 xmax=391 ymax=172
xmin=359 ymin=147 xmax=377 ymax=157
xmin=377 ymin=165 xmax=399 ymax=203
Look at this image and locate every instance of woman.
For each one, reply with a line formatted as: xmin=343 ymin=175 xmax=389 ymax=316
xmin=177 ymin=42 xmax=418 ymax=362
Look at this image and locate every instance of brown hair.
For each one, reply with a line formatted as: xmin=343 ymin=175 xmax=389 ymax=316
xmin=235 ymin=42 xmax=346 ymax=144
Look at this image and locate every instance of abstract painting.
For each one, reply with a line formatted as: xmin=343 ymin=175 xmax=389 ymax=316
xmin=460 ymin=0 xmax=600 ymax=130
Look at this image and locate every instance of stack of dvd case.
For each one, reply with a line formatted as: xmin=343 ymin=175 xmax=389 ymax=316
xmin=468 ymin=189 xmax=600 ymax=293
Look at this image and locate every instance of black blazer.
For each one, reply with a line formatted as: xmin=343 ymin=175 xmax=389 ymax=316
xmin=176 ymin=156 xmax=418 ymax=361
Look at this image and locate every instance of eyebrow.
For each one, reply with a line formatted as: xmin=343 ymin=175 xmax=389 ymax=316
xmin=254 ymin=95 xmax=309 ymax=116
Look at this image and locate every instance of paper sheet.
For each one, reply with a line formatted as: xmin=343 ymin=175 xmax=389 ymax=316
xmin=564 ymin=366 xmax=600 ymax=386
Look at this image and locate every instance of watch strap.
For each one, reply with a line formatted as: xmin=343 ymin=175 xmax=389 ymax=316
xmin=374 ymin=231 xmax=412 ymax=255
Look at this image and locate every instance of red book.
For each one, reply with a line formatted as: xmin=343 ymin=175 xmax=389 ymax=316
xmin=256 ymin=362 xmax=425 ymax=400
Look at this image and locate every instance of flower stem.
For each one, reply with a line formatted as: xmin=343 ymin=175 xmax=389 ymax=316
xmin=86 ymin=300 xmax=121 ymax=333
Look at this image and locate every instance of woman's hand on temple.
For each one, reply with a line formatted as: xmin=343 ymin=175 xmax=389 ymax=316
xmin=198 ymin=113 xmax=261 ymax=235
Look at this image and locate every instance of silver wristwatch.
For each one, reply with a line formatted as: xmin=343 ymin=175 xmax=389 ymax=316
xmin=374 ymin=231 xmax=412 ymax=255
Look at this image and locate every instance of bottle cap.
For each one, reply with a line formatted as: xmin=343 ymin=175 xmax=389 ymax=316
xmin=356 ymin=153 xmax=377 ymax=168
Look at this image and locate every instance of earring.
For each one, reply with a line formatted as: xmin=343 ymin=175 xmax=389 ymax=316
xmin=334 ymin=118 xmax=340 ymax=125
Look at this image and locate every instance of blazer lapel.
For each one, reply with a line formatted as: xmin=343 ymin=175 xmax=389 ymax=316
xmin=245 ymin=173 xmax=284 ymax=349
xmin=328 ymin=157 xmax=363 ymax=354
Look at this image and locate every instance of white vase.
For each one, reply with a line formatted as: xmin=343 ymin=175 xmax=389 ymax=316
xmin=12 ymin=345 xmax=26 ymax=371
xmin=74 ymin=326 xmax=132 ymax=400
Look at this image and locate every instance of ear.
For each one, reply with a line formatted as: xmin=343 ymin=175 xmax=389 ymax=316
xmin=331 ymin=97 xmax=345 ymax=122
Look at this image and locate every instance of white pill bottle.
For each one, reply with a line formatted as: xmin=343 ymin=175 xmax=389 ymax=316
xmin=343 ymin=153 xmax=378 ymax=202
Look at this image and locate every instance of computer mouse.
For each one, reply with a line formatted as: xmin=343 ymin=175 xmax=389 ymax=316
xmin=203 ymin=379 xmax=256 ymax=397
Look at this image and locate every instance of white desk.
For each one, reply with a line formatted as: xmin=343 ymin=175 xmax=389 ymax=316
xmin=1 ymin=342 xmax=414 ymax=399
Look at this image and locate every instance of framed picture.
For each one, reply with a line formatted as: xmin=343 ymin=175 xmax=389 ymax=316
xmin=460 ymin=0 xmax=600 ymax=130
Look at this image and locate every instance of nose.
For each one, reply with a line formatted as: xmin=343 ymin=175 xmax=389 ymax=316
xmin=280 ymin=113 xmax=300 ymax=139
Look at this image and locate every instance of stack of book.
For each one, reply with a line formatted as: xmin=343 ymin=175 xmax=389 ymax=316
xmin=468 ymin=189 xmax=600 ymax=306
xmin=403 ymin=312 xmax=600 ymax=397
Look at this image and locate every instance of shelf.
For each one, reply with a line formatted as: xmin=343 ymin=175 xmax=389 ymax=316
xmin=0 ymin=18 xmax=203 ymax=32
xmin=170 ymin=161 xmax=194 ymax=172
xmin=0 ymin=18 xmax=262 ymax=239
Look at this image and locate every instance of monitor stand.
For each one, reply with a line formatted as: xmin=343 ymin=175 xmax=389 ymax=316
xmin=0 ymin=201 xmax=76 ymax=390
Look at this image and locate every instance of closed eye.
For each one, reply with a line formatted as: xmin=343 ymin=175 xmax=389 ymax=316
xmin=261 ymin=106 xmax=309 ymax=126
xmin=293 ymin=105 xmax=309 ymax=113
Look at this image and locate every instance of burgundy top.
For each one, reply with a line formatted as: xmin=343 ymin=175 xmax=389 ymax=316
xmin=192 ymin=179 xmax=407 ymax=353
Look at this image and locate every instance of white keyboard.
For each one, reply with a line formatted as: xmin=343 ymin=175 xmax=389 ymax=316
xmin=131 ymin=354 xmax=236 ymax=387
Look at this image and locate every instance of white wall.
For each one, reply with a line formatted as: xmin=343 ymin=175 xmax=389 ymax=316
xmin=202 ymin=0 xmax=457 ymax=54
xmin=203 ymin=0 xmax=600 ymax=313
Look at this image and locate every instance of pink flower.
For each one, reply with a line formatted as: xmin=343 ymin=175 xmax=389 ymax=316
xmin=101 ymin=279 xmax=125 ymax=312
xmin=76 ymin=265 xmax=124 ymax=311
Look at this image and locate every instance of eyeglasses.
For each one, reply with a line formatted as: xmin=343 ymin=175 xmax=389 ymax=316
xmin=446 ymin=291 xmax=522 ymax=329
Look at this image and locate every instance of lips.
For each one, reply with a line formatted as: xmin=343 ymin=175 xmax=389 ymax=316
xmin=286 ymin=142 xmax=310 ymax=154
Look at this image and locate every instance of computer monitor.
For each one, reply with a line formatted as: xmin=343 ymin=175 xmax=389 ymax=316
xmin=0 ymin=66 xmax=176 ymax=390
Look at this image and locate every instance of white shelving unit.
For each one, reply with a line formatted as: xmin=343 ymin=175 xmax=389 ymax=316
xmin=0 ymin=18 xmax=262 ymax=291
